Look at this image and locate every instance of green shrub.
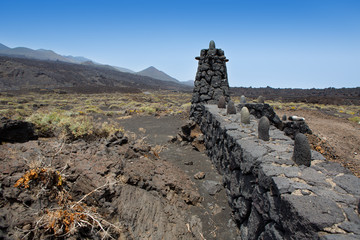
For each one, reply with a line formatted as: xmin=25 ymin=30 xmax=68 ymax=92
xmin=349 ymin=116 xmax=360 ymax=124
xmin=139 ymin=106 xmax=156 ymax=114
xmin=27 ymin=110 xmax=122 ymax=141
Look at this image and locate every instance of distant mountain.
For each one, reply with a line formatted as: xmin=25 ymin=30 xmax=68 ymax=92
xmin=0 ymin=43 xmax=185 ymax=86
xmin=63 ymin=55 xmax=92 ymax=63
xmin=137 ymin=66 xmax=179 ymax=83
xmin=181 ymin=80 xmax=194 ymax=87
xmin=0 ymin=55 xmax=192 ymax=93
xmin=0 ymin=43 xmax=10 ymax=51
xmin=113 ymin=66 xmax=135 ymax=73
xmin=0 ymin=45 xmax=73 ymax=62
xmin=0 ymin=43 xmax=137 ymax=75
xmin=80 ymin=61 xmax=121 ymax=72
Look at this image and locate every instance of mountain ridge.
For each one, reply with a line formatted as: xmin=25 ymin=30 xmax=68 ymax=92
xmin=0 ymin=43 xmax=136 ymax=73
xmin=0 ymin=46 xmax=73 ymax=63
xmin=0 ymin=55 xmax=191 ymax=93
xmin=137 ymin=66 xmax=180 ymax=83
xmin=0 ymin=43 xmax=182 ymax=83
xmin=0 ymin=43 xmax=10 ymax=51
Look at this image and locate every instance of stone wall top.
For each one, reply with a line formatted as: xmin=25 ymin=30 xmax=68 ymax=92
xmin=199 ymin=104 xmax=360 ymax=239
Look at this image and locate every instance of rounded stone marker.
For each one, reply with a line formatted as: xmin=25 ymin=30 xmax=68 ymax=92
xmin=218 ymin=96 xmax=226 ymax=109
xmin=293 ymin=133 xmax=312 ymax=167
xmin=258 ymin=116 xmax=270 ymax=141
xmin=257 ymin=95 xmax=265 ymax=103
xmin=240 ymin=95 xmax=246 ymax=104
xmin=227 ymin=100 xmax=236 ymax=114
xmin=282 ymin=114 xmax=287 ymax=121
xmin=240 ymin=107 xmax=250 ymax=124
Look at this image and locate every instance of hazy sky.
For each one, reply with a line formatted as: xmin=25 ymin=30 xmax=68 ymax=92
xmin=1 ymin=0 xmax=359 ymax=88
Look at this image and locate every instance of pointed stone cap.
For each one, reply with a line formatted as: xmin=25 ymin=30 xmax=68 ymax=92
xmin=209 ymin=40 xmax=216 ymax=49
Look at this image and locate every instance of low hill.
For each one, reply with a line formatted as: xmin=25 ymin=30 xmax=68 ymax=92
xmin=0 ymin=56 xmax=191 ymax=93
xmin=137 ymin=66 xmax=180 ymax=83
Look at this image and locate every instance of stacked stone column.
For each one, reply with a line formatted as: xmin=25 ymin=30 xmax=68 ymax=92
xmin=190 ymin=40 xmax=230 ymax=123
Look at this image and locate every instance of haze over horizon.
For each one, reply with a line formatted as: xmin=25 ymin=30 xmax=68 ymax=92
xmin=1 ymin=0 xmax=359 ymax=89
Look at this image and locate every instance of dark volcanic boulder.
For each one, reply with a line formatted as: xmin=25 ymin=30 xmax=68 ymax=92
xmin=0 ymin=118 xmax=38 ymax=143
xmin=283 ymin=121 xmax=312 ymax=139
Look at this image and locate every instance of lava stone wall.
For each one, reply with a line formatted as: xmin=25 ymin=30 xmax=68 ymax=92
xmin=190 ymin=41 xmax=230 ymax=123
xmin=198 ymin=104 xmax=360 ymax=240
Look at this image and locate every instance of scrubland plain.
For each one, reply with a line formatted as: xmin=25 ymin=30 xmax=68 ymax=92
xmin=1 ymin=90 xmax=359 ymax=176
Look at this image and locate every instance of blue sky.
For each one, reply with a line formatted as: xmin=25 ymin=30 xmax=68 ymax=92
xmin=1 ymin=0 xmax=359 ymax=88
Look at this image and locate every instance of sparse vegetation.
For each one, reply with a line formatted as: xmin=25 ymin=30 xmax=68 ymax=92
xmin=349 ymin=116 xmax=360 ymax=124
xmin=1 ymin=87 xmax=359 ymax=239
xmin=0 ymin=91 xmax=191 ymax=141
xmin=266 ymin=100 xmax=360 ymax=122
xmin=0 ymin=91 xmax=192 ymax=120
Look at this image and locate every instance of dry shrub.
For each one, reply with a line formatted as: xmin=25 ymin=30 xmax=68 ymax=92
xmin=14 ymin=167 xmax=128 ymax=239
xmin=14 ymin=167 xmax=62 ymax=189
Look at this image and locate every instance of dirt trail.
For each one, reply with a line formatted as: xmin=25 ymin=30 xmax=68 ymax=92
xmin=278 ymin=109 xmax=360 ymax=176
xmin=118 ymin=115 xmax=241 ymax=240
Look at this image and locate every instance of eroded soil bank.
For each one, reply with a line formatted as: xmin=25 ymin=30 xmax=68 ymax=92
xmin=0 ymin=115 xmax=240 ymax=239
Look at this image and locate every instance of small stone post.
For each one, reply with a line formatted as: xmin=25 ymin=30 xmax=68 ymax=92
xmin=258 ymin=116 xmax=270 ymax=141
xmin=257 ymin=95 xmax=265 ymax=103
xmin=293 ymin=133 xmax=312 ymax=167
xmin=240 ymin=107 xmax=250 ymax=124
xmin=218 ymin=96 xmax=226 ymax=109
xmin=240 ymin=95 xmax=246 ymax=104
xmin=227 ymin=100 xmax=236 ymax=114
xmin=190 ymin=40 xmax=230 ymax=123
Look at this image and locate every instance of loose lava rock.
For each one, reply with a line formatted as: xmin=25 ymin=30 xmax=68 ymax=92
xmin=0 ymin=132 xmax=202 ymax=239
